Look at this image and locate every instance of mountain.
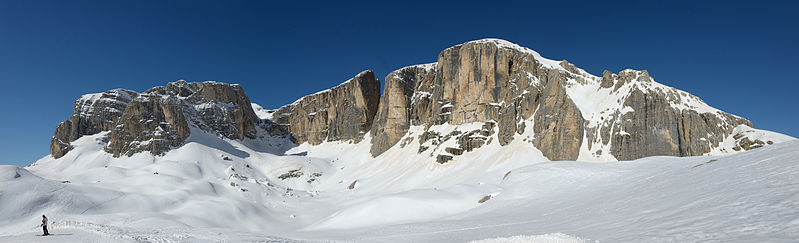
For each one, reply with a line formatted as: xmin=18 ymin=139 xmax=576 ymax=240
xmin=50 ymin=80 xmax=291 ymax=159
xmin=48 ymin=39 xmax=790 ymax=163
xmin=369 ymin=39 xmax=776 ymax=163
xmin=2 ymin=39 xmax=796 ymax=242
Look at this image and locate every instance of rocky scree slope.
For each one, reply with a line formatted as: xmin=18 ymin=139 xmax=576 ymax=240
xmin=50 ymin=39 xmax=782 ymax=162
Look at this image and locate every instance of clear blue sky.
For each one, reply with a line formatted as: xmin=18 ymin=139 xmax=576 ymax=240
xmin=1 ymin=0 xmax=797 ymax=166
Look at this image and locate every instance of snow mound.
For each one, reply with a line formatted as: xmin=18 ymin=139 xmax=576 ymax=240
xmin=469 ymin=233 xmax=590 ymax=243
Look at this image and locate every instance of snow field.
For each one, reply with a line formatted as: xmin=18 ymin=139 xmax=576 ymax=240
xmin=2 ymin=117 xmax=797 ymax=242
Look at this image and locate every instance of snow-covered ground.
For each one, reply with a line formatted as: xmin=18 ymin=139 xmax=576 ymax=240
xmin=1 ymin=125 xmax=797 ymax=242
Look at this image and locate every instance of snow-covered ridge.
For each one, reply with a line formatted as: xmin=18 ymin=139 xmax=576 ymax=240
xmin=77 ymin=88 xmax=136 ymax=104
xmin=464 ymin=39 xmax=730 ymax=121
xmin=461 ymin=38 xmax=565 ymax=70
xmin=390 ymin=62 xmax=437 ymax=80
xmin=287 ymin=70 xmax=373 ymax=107
xmin=564 ymin=67 xmax=756 ymax=161
xmin=251 ymin=103 xmax=275 ymax=120
xmin=399 ymin=62 xmax=437 ymax=72
xmin=74 ymin=88 xmax=137 ymax=117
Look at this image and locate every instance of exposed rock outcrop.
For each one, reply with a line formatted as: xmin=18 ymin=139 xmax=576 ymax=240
xmin=51 ymin=38 xmax=773 ymax=163
xmin=273 ymin=70 xmax=381 ymax=145
xmin=105 ymin=92 xmax=189 ymax=157
xmin=608 ymin=88 xmax=750 ymax=160
xmin=531 ymin=69 xmax=585 ymax=161
xmin=50 ymin=89 xmax=138 ymax=158
xmin=106 ymin=81 xmax=259 ymax=157
xmin=370 ymin=39 xmax=754 ymax=162
xmin=732 ymin=131 xmax=773 ymax=151
xmin=582 ymin=69 xmax=752 ymax=161
xmin=369 ymin=64 xmax=436 ymax=156
xmin=51 ymin=80 xmax=261 ymax=158
xmin=370 ymin=39 xmax=585 ymax=160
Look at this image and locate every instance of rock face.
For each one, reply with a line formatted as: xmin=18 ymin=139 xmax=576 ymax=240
xmin=369 ymin=64 xmax=436 ymax=156
xmin=50 ymin=89 xmax=139 ymax=158
xmin=50 ymin=80 xmax=261 ymax=158
xmin=107 ymin=81 xmax=259 ymax=157
xmin=370 ymin=39 xmax=585 ymax=160
xmin=607 ymin=83 xmax=750 ymax=160
xmin=273 ymin=70 xmax=381 ymax=145
xmin=370 ymin=39 xmax=753 ymax=161
xmin=582 ymin=69 xmax=752 ymax=161
xmin=51 ymin=38 xmax=769 ymax=162
xmin=105 ymin=91 xmax=189 ymax=157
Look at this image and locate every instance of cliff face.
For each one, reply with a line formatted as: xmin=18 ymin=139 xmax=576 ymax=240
xmin=49 ymin=71 xmax=380 ymax=159
xmin=370 ymin=40 xmax=586 ymax=160
xmin=587 ymin=70 xmax=752 ymax=160
xmin=369 ymin=64 xmax=437 ymax=156
xmin=369 ymin=39 xmax=753 ymax=162
xmin=50 ymin=38 xmax=771 ymax=162
xmin=50 ymin=89 xmax=139 ymax=158
xmin=105 ymin=80 xmax=259 ymax=157
xmin=273 ymin=70 xmax=381 ymax=145
xmin=50 ymin=80 xmax=261 ymax=158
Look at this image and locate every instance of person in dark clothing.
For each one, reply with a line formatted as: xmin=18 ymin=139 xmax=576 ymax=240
xmin=40 ymin=215 xmax=49 ymax=236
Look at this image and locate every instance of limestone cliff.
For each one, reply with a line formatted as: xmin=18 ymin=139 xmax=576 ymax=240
xmin=369 ymin=64 xmax=436 ymax=156
xmin=273 ymin=70 xmax=380 ymax=145
xmin=105 ymin=80 xmax=259 ymax=157
xmin=369 ymin=39 xmax=755 ymax=162
xmin=50 ymin=89 xmax=138 ymax=158
xmin=50 ymin=39 xmax=775 ymax=162
xmin=50 ymin=80 xmax=261 ymax=158
xmin=582 ymin=69 xmax=753 ymax=160
xmin=370 ymin=39 xmax=586 ymax=160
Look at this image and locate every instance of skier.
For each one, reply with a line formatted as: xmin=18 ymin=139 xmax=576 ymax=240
xmin=40 ymin=214 xmax=50 ymax=236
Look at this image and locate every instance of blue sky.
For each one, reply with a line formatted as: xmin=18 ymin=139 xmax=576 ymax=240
xmin=1 ymin=0 xmax=797 ymax=166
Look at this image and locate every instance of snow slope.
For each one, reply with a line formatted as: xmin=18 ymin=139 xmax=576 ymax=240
xmin=2 ymin=118 xmax=799 ymax=242
xmin=343 ymin=139 xmax=799 ymax=242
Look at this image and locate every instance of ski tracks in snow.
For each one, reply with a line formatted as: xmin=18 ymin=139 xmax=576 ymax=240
xmin=355 ymin=219 xmax=591 ymax=242
xmin=56 ymin=221 xmax=188 ymax=243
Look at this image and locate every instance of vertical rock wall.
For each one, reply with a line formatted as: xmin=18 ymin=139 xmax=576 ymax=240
xmin=50 ymin=89 xmax=138 ymax=158
xmin=370 ymin=39 xmax=585 ymax=161
xmin=369 ymin=39 xmax=752 ymax=162
xmin=369 ymin=64 xmax=436 ymax=156
xmin=273 ymin=70 xmax=381 ymax=145
xmin=50 ymin=39 xmax=764 ymax=162
xmin=51 ymin=80 xmax=261 ymax=158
